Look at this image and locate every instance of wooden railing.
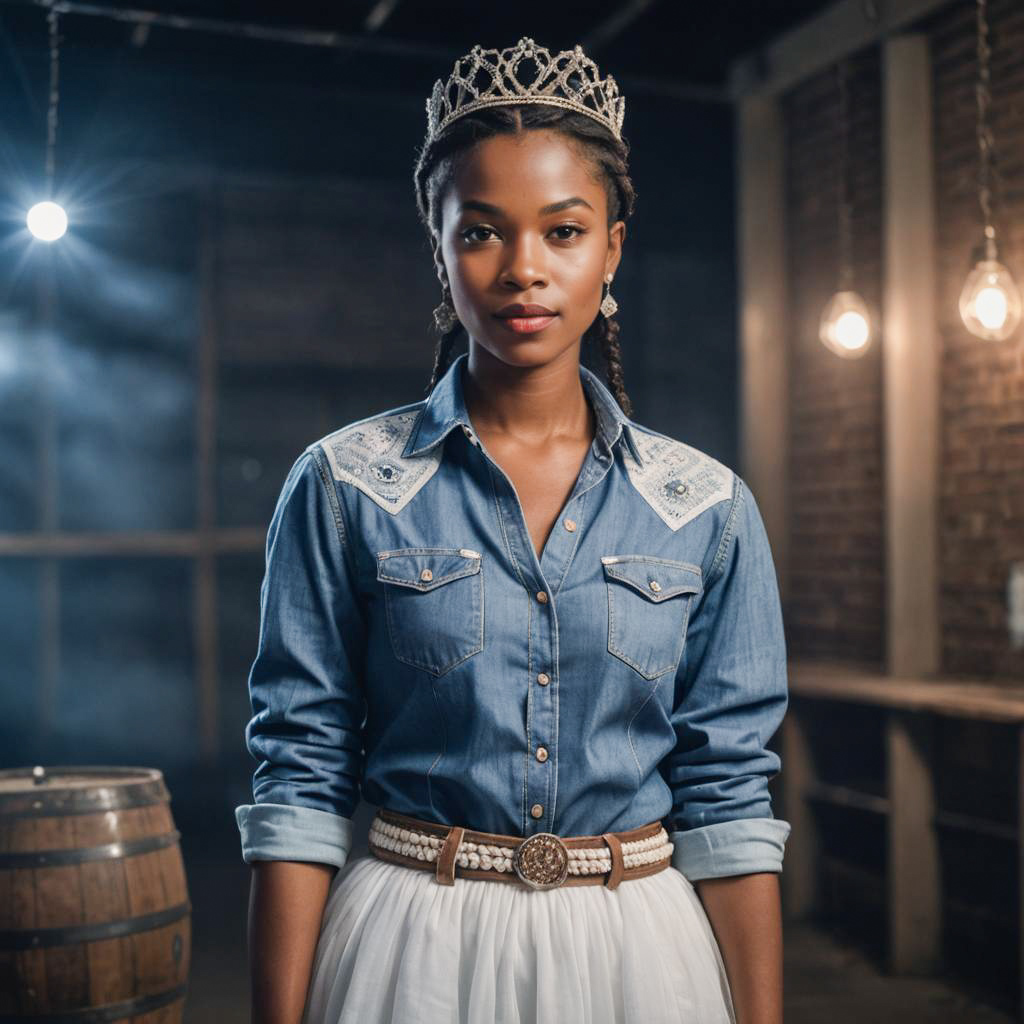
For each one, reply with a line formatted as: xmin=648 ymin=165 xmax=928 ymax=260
xmin=783 ymin=659 xmax=1024 ymax=1018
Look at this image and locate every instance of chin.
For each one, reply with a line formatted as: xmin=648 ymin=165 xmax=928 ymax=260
xmin=473 ymin=331 xmax=579 ymax=370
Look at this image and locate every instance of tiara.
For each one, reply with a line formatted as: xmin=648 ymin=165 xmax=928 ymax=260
xmin=425 ymin=36 xmax=626 ymax=144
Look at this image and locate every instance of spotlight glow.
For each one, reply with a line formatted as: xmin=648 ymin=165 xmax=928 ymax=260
xmin=26 ymin=201 xmax=68 ymax=242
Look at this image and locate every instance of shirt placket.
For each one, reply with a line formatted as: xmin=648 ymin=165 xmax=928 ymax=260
xmin=462 ymin=422 xmax=617 ymax=836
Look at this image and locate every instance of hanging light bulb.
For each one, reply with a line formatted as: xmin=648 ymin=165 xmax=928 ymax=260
xmin=960 ymin=0 xmax=1021 ymax=341
xmin=819 ymin=58 xmax=873 ymax=359
xmin=959 ymin=233 xmax=1021 ymax=341
xmin=26 ymin=7 xmax=69 ymax=242
xmin=26 ymin=200 xmax=68 ymax=242
xmin=819 ymin=290 xmax=872 ymax=357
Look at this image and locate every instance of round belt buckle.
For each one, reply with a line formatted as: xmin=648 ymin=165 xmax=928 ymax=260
xmin=512 ymin=832 xmax=569 ymax=890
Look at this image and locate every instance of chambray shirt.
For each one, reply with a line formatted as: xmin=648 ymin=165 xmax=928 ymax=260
xmin=234 ymin=351 xmax=791 ymax=881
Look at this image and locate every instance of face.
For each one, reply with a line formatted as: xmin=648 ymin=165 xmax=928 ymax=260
xmin=433 ymin=128 xmax=625 ymax=370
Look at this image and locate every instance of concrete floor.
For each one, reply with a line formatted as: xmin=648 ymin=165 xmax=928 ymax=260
xmin=184 ymin=828 xmax=1015 ymax=1023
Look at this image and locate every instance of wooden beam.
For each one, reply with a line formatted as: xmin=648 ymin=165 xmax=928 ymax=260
xmin=12 ymin=0 xmax=456 ymax=60
xmin=362 ymin=0 xmax=401 ymax=33
xmin=729 ymin=0 xmax=958 ymax=99
xmin=0 ymin=527 xmax=264 ymax=557
xmin=789 ymin=660 xmax=1024 ymax=723
xmin=581 ymin=0 xmax=660 ymax=53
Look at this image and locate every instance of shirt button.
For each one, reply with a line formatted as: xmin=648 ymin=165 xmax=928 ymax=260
xmin=536 ymin=590 xmax=549 ymax=603
xmin=535 ymin=746 xmax=548 ymax=762
xmin=563 ymin=518 xmax=576 ymax=532
xmin=530 ymin=803 xmax=544 ymax=819
xmin=648 ymin=579 xmax=661 ymax=593
xmin=537 ymin=672 xmax=550 ymax=686
xmin=421 ymin=569 xmax=433 ymax=582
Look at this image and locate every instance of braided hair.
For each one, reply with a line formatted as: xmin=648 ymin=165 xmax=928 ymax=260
xmin=412 ymin=103 xmax=637 ymax=417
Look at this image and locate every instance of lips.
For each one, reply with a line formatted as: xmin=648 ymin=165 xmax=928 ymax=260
xmin=495 ymin=303 xmax=558 ymax=318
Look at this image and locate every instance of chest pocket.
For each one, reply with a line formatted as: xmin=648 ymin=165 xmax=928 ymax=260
xmin=601 ymin=555 xmax=703 ymax=680
xmin=377 ymin=547 xmax=484 ymax=677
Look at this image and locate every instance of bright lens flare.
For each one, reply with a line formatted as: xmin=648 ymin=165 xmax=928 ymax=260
xmin=26 ymin=201 xmax=68 ymax=242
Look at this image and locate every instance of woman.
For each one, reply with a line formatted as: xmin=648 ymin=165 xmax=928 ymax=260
xmin=236 ymin=36 xmax=790 ymax=1024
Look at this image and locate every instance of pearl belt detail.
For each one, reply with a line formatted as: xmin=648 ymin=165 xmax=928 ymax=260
xmin=366 ymin=808 xmax=675 ymax=891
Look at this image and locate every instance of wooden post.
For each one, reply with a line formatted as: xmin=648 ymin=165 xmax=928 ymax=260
xmin=34 ymin=246 xmax=60 ymax=751
xmin=735 ymin=92 xmax=789 ymax=606
xmin=882 ymin=34 xmax=940 ymax=680
xmin=195 ymin=183 xmax=220 ymax=762
xmin=887 ymin=709 xmax=941 ymax=973
xmin=1018 ymin=725 xmax=1024 ymax=1021
xmin=782 ymin=707 xmax=819 ymax=918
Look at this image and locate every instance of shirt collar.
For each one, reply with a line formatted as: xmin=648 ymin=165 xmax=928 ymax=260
xmin=401 ymin=351 xmax=645 ymax=468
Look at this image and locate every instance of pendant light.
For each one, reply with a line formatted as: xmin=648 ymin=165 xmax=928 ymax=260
xmin=958 ymin=0 xmax=1020 ymax=341
xmin=819 ymin=57 xmax=873 ymax=359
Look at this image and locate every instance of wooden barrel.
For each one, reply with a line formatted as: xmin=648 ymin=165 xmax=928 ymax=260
xmin=0 ymin=766 xmax=191 ymax=1022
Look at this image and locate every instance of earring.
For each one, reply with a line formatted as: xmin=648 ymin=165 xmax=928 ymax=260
xmin=600 ymin=275 xmax=619 ymax=318
xmin=433 ymin=294 xmax=460 ymax=333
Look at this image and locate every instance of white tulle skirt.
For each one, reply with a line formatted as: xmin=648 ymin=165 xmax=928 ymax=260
xmin=301 ymin=851 xmax=736 ymax=1024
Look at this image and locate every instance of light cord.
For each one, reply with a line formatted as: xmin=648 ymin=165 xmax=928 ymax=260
xmin=44 ymin=2 xmax=60 ymax=197
xmin=975 ymin=0 xmax=997 ymax=260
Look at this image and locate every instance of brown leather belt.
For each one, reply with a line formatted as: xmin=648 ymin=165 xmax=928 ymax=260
xmin=368 ymin=807 xmax=674 ymax=891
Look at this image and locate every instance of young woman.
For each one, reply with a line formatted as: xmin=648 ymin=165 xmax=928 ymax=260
xmin=236 ymin=37 xmax=790 ymax=1024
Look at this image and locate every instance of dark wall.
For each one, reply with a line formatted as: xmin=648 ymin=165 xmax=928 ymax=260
xmin=0 ymin=18 xmax=739 ymax=823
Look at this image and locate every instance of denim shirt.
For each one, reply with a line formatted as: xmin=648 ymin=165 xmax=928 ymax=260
xmin=235 ymin=351 xmax=791 ymax=882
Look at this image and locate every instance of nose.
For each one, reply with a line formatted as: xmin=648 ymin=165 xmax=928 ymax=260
xmin=499 ymin=231 xmax=548 ymax=291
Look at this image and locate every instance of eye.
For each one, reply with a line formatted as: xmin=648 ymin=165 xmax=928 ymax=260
xmin=461 ymin=225 xmax=497 ymax=243
xmin=551 ymin=224 xmax=586 ymax=241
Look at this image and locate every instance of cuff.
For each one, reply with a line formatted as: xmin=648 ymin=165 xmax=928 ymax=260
xmin=669 ymin=817 xmax=791 ymax=881
xmin=235 ymin=802 xmax=355 ymax=870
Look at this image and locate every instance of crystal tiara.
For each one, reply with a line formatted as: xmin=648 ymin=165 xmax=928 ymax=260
xmin=425 ymin=36 xmax=626 ymax=144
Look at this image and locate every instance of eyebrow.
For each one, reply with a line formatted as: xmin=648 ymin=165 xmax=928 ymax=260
xmin=459 ymin=197 xmax=595 ymax=216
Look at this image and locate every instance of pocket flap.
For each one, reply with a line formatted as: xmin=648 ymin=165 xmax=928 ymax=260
xmin=601 ymin=555 xmax=702 ymax=602
xmin=377 ymin=547 xmax=482 ymax=591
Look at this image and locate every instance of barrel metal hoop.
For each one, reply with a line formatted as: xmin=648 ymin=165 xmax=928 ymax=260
xmin=0 ymin=831 xmax=181 ymax=869
xmin=0 ymin=901 xmax=191 ymax=950
xmin=0 ymin=981 xmax=188 ymax=1023
xmin=0 ymin=781 xmax=170 ymax=818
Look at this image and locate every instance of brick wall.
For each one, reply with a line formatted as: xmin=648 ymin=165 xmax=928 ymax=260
xmin=925 ymin=0 xmax=1024 ymax=680
xmin=780 ymin=49 xmax=886 ymax=668
xmin=779 ymin=0 xmax=1024 ymax=681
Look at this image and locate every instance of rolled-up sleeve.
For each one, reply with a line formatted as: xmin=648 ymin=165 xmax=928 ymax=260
xmin=234 ymin=445 xmax=366 ymax=870
xmin=662 ymin=475 xmax=791 ymax=881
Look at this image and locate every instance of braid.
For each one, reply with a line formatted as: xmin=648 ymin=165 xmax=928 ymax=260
xmin=595 ymin=314 xmax=632 ymax=418
xmin=414 ymin=102 xmax=637 ymax=412
xmin=426 ymin=325 xmax=461 ymax=395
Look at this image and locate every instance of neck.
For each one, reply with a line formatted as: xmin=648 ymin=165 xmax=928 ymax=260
xmin=461 ymin=342 xmax=596 ymax=448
